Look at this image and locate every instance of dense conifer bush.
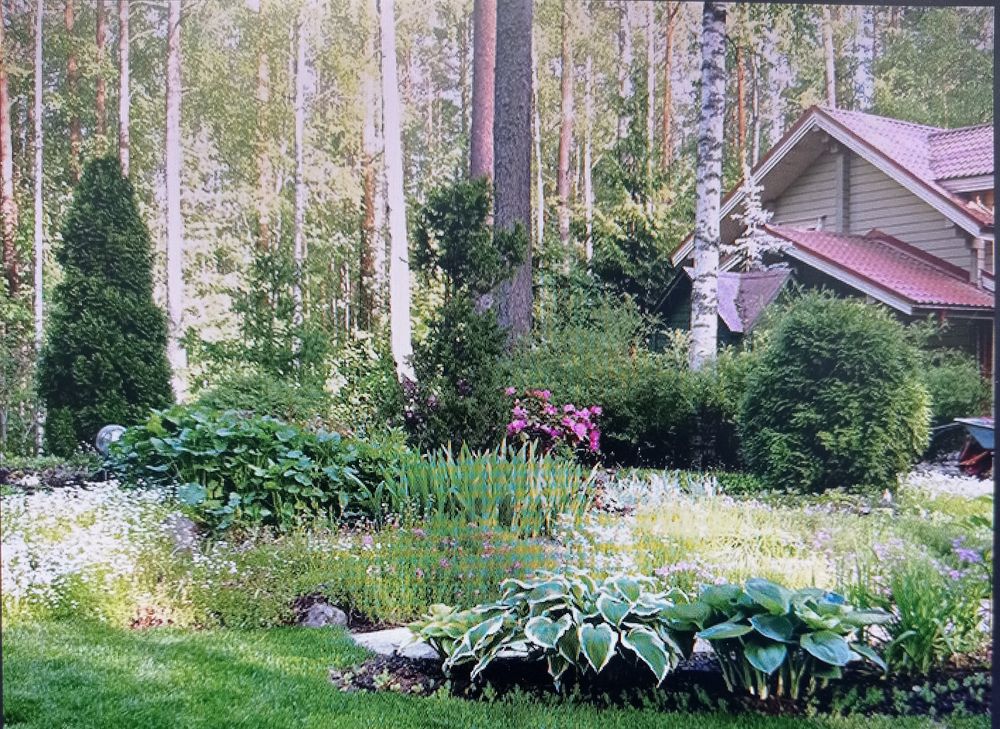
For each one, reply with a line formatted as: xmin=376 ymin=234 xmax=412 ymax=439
xmin=739 ymin=293 xmax=930 ymax=493
xmin=37 ymin=157 xmax=172 ymax=455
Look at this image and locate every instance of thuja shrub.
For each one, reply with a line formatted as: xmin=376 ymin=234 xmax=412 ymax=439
xmin=740 ymin=293 xmax=930 ymax=494
xmin=37 ymin=157 xmax=173 ymax=455
xmin=919 ymin=349 xmax=990 ymax=425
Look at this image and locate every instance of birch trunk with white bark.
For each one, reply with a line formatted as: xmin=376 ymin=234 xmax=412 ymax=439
xmin=822 ymin=6 xmax=837 ymax=108
xmin=556 ymin=0 xmax=574 ymax=260
xmin=165 ymin=0 xmax=187 ymax=400
xmin=292 ymin=11 xmax=307 ymax=332
xmin=118 ymin=0 xmax=130 ymax=176
xmin=0 ymin=0 xmax=18 ymax=297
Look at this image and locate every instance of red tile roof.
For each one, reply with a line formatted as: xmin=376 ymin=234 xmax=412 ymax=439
xmin=766 ymin=224 xmax=993 ymax=310
xmin=930 ymin=125 xmax=994 ymax=180
xmin=717 ymin=269 xmax=791 ymax=333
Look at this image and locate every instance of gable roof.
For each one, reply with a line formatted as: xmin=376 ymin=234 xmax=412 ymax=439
xmin=671 ymin=107 xmax=994 ymax=267
xmin=765 ymin=224 xmax=994 ymax=313
xmin=716 ymin=269 xmax=791 ymax=333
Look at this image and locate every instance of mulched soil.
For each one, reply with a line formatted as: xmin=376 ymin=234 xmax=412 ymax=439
xmin=0 ymin=464 xmax=100 ymax=490
xmin=330 ymin=649 xmax=991 ymax=718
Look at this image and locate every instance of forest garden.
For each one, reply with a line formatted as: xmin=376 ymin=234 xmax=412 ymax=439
xmin=0 ymin=2 xmax=996 ymax=727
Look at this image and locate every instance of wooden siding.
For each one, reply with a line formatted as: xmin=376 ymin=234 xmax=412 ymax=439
xmin=770 ymin=152 xmax=839 ymax=229
xmin=847 ymin=155 xmax=971 ymax=270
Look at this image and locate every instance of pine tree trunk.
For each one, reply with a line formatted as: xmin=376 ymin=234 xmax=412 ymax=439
xmin=378 ymin=0 xmax=414 ymax=381
xmin=256 ymin=0 xmax=273 ymax=252
xmin=751 ymin=53 xmax=760 ymax=165
xmin=459 ymin=16 xmax=469 ymax=143
xmin=492 ymin=0 xmax=533 ymax=342
xmin=616 ymin=1 xmax=633 ymax=141
xmin=531 ymin=39 xmax=543 ymax=247
xmin=66 ymin=0 xmax=80 ymax=183
xmin=96 ymin=0 xmax=107 ymax=140
xmin=689 ymin=1 xmax=726 ymax=371
xmin=822 ymin=6 xmax=837 ymax=108
xmin=644 ymin=1 xmax=654 ymax=209
xmin=0 ymin=0 xmax=18 ymax=297
xmin=292 ymin=11 xmax=307 ymax=333
xmin=556 ymin=0 xmax=574 ymax=261
xmin=660 ymin=2 xmax=677 ymax=168
xmin=165 ymin=0 xmax=187 ymax=400
xmin=33 ymin=0 xmax=44 ymax=451
xmin=583 ymin=53 xmax=593 ymax=260
xmin=852 ymin=6 xmax=875 ymax=111
xmin=469 ymin=0 xmax=494 ymax=179
xmin=762 ymin=17 xmax=786 ymax=148
xmin=118 ymin=0 xmax=130 ymax=176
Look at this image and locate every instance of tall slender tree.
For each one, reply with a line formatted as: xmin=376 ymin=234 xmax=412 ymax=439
xmin=165 ymin=0 xmax=185 ymax=400
xmin=359 ymin=0 xmax=382 ymax=327
xmin=66 ymin=0 xmax=80 ymax=183
xmin=660 ymin=2 xmax=679 ymax=168
xmin=255 ymin=0 xmax=273 ymax=252
xmin=822 ymin=6 xmax=837 ymax=108
xmin=117 ymin=0 xmax=129 ymax=175
xmin=493 ymin=0 xmax=532 ymax=341
xmin=378 ymin=0 xmax=414 ymax=380
xmin=0 ymin=0 xmax=18 ymax=297
xmin=556 ymin=0 xmax=574 ymax=257
xmin=853 ymin=5 xmax=875 ymax=111
xmin=292 ymin=8 xmax=307 ymax=331
xmin=689 ymin=1 xmax=727 ymax=371
xmin=531 ymin=38 xmax=543 ymax=246
xmin=616 ymin=1 xmax=633 ymax=142
xmin=33 ymin=0 xmax=45 ymax=450
xmin=644 ymin=0 xmax=654 ymax=206
xmin=96 ymin=0 xmax=107 ymax=140
xmin=469 ymin=0 xmax=495 ymax=180
xmin=583 ymin=53 xmax=593 ymax=259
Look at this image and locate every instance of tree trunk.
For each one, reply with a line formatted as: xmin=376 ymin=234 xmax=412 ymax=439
xmin=33 ymin=0 xmax=44 ymax=450
xmin=359 ymin=0 xmax=381 ymax=329
xmin=531 ymin=39 xmax=543 ymax=247
xmin=751 ymin=52 xmax=760 ymax=165
xmin=0 ymin=0 xmax=18 ymax=297
xmin=556 ymin=0 xmax=573 ymax=261
xmin=118 ymin=0 xmax=130 ymax=176
xmin=761 ymin=16 xmax=787 ymax=149
xmin=66 ymin=0 xmax=80 ymax=183
xmin=165 ymin=0 xmax=187 ymax=400
xmin=689 ymin=1 xmax=726 ymax=371
xmin=469 ymin=0 xmax=494 ymax=179
xmin=736 ymin=44 xmax=746 ymax=166
xmin=378 ymin=0 xmax=413 ymax=381
xmin=492 ymin=0 xmax=533 ymax=342
xmin=96 ymin=0 xmax=107 ymax=139
xmin=583 ymin=53 xmax=593 ymax=260
xmin=292 ymin=10 xmax=307 ymax=333
xmin=616 ymin=1 xmax=633 ymax=141
xmin=852 ymin=5 xmax=875 ymax=111
xmin=256 ymin=0 xmax=273 ymax=251
xmin=822 ymin=6 xmax=837 ymax=108
xmin=644 ymin=1 xmax=654 ymax=208
xmin=660 ymin=2 xmax=677 ymax=168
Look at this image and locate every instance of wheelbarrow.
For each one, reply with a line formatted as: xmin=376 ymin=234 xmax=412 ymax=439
xmin=954 ymin=417 xmax=994 ymax=478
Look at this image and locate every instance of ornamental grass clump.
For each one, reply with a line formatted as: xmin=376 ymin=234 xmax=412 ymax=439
xmin=410 ymin=569 xmax=688 ymax=688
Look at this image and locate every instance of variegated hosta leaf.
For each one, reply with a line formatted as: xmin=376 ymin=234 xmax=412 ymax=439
xmin=620 ymin=626 xmax=675 ymax=684
xmin=524 ymin=614 xmax=573 ymax=649
xmin=607 ymin=576 xmax=642 ymax=603
xmin=547 ymin=654 xmax=571 ymax=686
xmin=527 ymin=580 xmax=569 ymax=605
xmin=557 ymin=624 xmax=581 ymax=663
xmin=579 ymin=623 xmax=618 ymax=674
xmin=465 ymin=615 xmax=506 ymax=653
xmin=663 ymin=601 xmax=712 ymax=630
xmin=596 ymin=594 xmax=631 ymax=627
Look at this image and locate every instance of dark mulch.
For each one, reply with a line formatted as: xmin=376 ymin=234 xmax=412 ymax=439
xmin=330 ymin=649 xmax=991 ymax=718
xmin=290 ymin=593 xmax=389 ymax=632
xmin=0 ymin=464 xmax=103 ymax=490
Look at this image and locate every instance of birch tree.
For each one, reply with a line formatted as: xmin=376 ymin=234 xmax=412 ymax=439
xmin=689 ymin=1 xmax=726 ymax=371
xmin=531 ymin=38 xmax=543 ymax=246
xmin=493 ymin=0 xmax=532 ymax=341
xmin=822 ymin=6 xmax=837 ymax=108
xmin=644 ymin=1 xmax=654 ymax=205
xmin=583 ymin=53 xmax=593 ymax=260
xmin=0 ymin=0 xmax=17 ymax=297
xmin=378 ymin=0 xmax=414 ymax=380
xmin=853 ymin=6 xmax=875 ymax=111
xmin=66 ymin=0 xmax=80 ymax=183
xmin=616 ymin=1 xmax=633 ymax=141
xmin=469 ymin=0 xmax=495 ymax=180
xmin=33 ymin=0 xmax=44 ymax=449
xmin=117 ymin=0 xmax=129 ymax=175
xmin=556 ymin=0 xmax=574 ymax=257
xmin=292 ymin=7 xmax=308 ymax=333
xmin=255 ymin=0 xmax=273 ymax=252
xmin=359 ymin=0 xmax=383 ymax=327
xmin=165 ymin=0 xmax=186 ymax=400
xmin=96 ymin=0 xmax=107 ymax=140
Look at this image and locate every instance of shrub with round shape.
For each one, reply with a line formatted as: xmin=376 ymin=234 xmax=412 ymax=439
xmin=739 ymin=293 xmax=929 ymax=494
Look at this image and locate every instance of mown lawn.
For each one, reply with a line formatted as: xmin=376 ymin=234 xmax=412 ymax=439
xmin=1 ymin=621 xmax=987 ymax=729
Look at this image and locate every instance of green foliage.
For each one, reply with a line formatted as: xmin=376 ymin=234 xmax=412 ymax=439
xmin=686 ymin=580 xmax=890 ymax=700
xmin=37 ymin=157 xmax=173 ymax=455
xmin=194 ymin=372 xmax=337 ymax=426
xmin=108 ymin=406 xmax=409 ymax=530
xmin=410 ymin=569 xmax=687 ymax=688
xmin=739 ymin=293 xmax=930 ymax=494
xmin=327 ymin=332 xmax=403 ymax=435
xmin=918 ymin=350 xmax=990 ymax=425
xmin=389 ymin=442 xmax=595 ymax=537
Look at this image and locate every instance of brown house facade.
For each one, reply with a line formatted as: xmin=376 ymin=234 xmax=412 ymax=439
xmin=671 ymin=107 xmax=994 ymax=372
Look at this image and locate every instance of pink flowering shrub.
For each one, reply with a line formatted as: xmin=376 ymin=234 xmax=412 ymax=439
xmin=504 ymin=387 xmax=601 ymax=457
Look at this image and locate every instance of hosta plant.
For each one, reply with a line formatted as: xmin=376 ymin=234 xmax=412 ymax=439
xmin=678 ymin=579 xmax=891 ymax=700
xmin=409 ymin=569 xmax=688 ymax=689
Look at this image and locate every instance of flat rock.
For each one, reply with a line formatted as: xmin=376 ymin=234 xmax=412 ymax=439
xmin=352 ymin=627 xmax=439 ymax=660
xmin=301 ymin=602 xmax=348 ymax=628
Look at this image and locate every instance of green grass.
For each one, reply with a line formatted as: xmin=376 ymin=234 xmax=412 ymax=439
xmin=2 ymin=621 xmax=987 ymax=729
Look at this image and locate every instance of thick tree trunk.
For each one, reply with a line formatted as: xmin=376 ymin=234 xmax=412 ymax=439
xmin=531 ymin=39 xmax=543 ymax=247
xmin=256 ymin=0 xmax=273 ymax=252
xmin=556 ymin=0 xmax=573 ymax=260
xmin=689 ymin=1 xmax=726 ymax=371
xmin=852 ymin=6 xmax=875 ymax=111
xmin=96 ymin=0 xmax=107 ymax=139
xmin=0 ymin=0 xmax=18 ymax=297
xmin=118 ymin=0 xmax=130 ymax=176
xmin=616 ymin=1 xmax=633 ymax=141
xmin=492 ymin=0 xmax=533 ymax=342
xmin=583 ymin=53 xmax=593 ymax=260
xmin=66 ymin=0 xmax=80 ymax=183
xmin=378 ymin=0 xmax=414 ymax=381
xmin=660 ymin=2 xmax=677 ymax=168
xmin=822 ymin=6 xmax=837 ymax=108
xmin=292 ymin=11 xmax=307 ymax=332
xmin=33 ymin=0 xmax=44 ymax=450
xmin=469 ymin=0 xmax=494 ymax=179
xmin=165 ymin=0 xmax=186 ymax=400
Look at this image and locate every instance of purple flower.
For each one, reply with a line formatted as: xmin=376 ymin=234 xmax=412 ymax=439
xmin=505 ymin=387 xmax=517 ymax=396
xmin=361 ymin=534 xmax=374 ymax=549
xmin=415 ymin=568 xmax=424 ymax=578
xmin=591 ymin=405 xmax=602 ymax=416
xmin=512 ymin=405 xmax=527 ymax=419
xmin=563 ymin=404 xmax=575 ymax=413
xmin=507 ymin=419 xmax=527 ymax=434
xmin=589 ymin=429 xmax=601 ymax=452
xmin=955 ymin=548 xmax=983 ymax=565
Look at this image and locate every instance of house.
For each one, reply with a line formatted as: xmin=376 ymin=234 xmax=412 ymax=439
xmin=669 ymin=106 xmax=994 ymax=371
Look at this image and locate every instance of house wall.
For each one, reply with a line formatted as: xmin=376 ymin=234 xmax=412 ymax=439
xmin=770 ymin=152 xmax=839 ymax=229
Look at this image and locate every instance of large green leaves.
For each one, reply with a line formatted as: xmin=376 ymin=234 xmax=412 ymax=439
xmin=596 ymin=594 xmax=631 ymax=627
xmin=579 ymin=623 xmax=618 ymax=673
xmin=621 ymin=627 xmax=673 ymax=684
xmin=698 ymin=622 xmax=753 ymax=641
xmin=525 ymin=615 xmax=572 ymax=649
xmin=744 ymin=640 xmax=788 ymax=675
xmin=750 ymin=614 xmax=795 ymax=643
xmin=801 ymin=631 xmax=853 ymax=666
xmin=744 ymin=578 xmax=792 ymax=615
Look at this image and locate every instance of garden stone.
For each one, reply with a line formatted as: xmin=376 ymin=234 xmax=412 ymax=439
xmin=165 ymin=513 xmax=200 ymax=554
xmin=301 ymin=602 xmax=348 ymax=628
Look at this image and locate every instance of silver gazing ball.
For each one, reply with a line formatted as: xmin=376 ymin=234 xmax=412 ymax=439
xmin=96 ymin=424 xmax=127 ymax=456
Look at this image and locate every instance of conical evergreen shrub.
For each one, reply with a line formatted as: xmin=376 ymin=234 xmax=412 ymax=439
xmin=38 ymin=157 xmax=173 ymax=455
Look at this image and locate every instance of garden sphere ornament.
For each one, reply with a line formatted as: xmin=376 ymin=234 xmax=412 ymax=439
xmin=96 ymin=424 xmax=127 ymax=456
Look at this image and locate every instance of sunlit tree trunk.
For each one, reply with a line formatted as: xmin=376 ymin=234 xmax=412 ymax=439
xmin=616 ymin=1 xmax=633 ymax=141
xmin=96 ymin=0 xmax=107 ymax=140
xmin=689 ymin=1 xmax=726 ymax=371
xmin=531 ymin=39 xmax=543 ymax=247
xmin=292 ymin=10 xmax=307 ymax=333
xmin=66 ymin=0 xmax=80 ymax=183
xmin=751 ymin=53 xmax=760 ymax=165
xmin=378 ymin=0 xmax=413 ymax=380
xmin=493 ymin=0 xmax=533 ymax=342
xmin=165 ymin=0 xmax=187 ymax=400
xmin=118 ymin=0 xmax=130 ymax=176
xmin=644 ymin=1 xmax=654 ymax=210
xmin=761 ymin=16 xmax=788 ymax=148
xmin=359 ymin=0 xmax=382 ymax=328
xmin=33 ymin=0 xmax=44 ymax=450
xmin=583 ymin=53 xmax=593 ymax=261
xmin=660 ymin=2 xmax=678 ymax=168
xmin=469 ymin=0 xmax=494 ymax=180
xmin=822 ymin=6 xmax=837 ymax=108
xmin=852 ymin=5 xmax=875 ymax=111
xmin=0 ymin=0 xmax=18 ymax=297
xmin=736 ymin=44 xmax=746 ymax=166
xmin=556 ymin=0 xmax=574 ymax=261
xmin=256 ymin=0 xmax=273 ymax=252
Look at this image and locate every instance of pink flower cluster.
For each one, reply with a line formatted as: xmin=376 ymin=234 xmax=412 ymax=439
xmin=504 ymin=387 xmax=601 ymax=454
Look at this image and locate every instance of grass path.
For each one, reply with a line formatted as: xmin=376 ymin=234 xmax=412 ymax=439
xmin=1 ymin=621 xmax=987 ymax=729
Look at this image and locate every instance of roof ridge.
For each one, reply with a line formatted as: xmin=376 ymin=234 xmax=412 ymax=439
xmin=930 ymin=123 xmax=993 ymax=138
xmin=820 ymin=106 xmax=942 ymax=133
xmin=863 ymin=229 xmax=972 ymax=282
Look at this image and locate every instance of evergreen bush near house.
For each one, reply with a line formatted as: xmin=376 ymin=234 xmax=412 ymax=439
xmin=37 ymin=157 xmax=173 ymax=456
xmin=739 ymin=293 xmax=930 ymax=494
xmin=919 ymin=349 xmax=990 ymax=426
